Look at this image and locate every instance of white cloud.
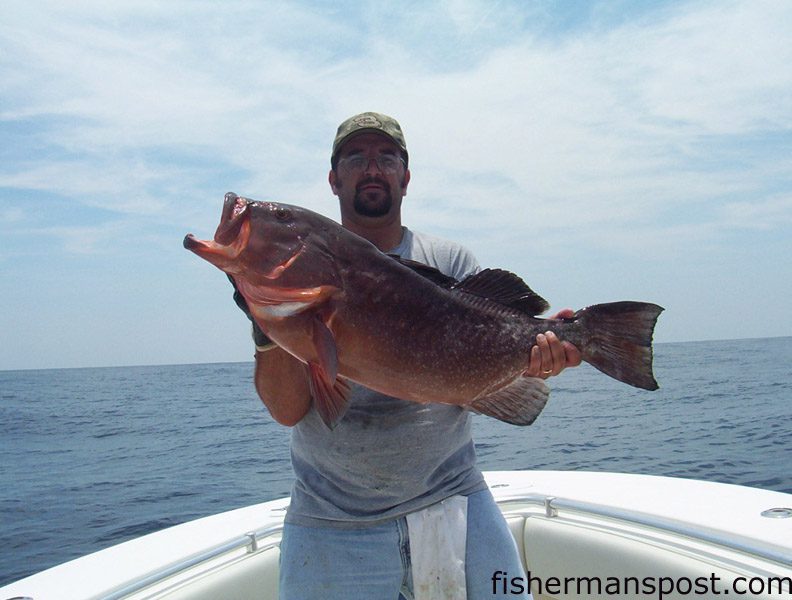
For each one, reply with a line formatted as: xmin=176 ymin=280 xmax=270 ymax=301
xmin=719 ymin=194 xmax=792 ymax=230
xmin=3 ymin=1 xmax=789 ymax=221
xmin=0 ymin=207 xmax=25 ymax=224
xmin=1 ymin=0 xmax=791 ymax=366
xmin=0 ymin=161 xmax=171 ymax=214
xmin=38 ymin=222 xmax=129 ymax=254
xmin=2 ymin=1 xmax=789 ymax=253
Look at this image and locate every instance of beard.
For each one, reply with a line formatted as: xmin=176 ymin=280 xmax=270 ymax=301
xmin=352 ymin=177 xmax=393 ymax=217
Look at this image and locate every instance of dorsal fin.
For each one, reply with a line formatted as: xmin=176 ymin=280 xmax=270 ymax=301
xmin=388 ymin=255 xmax=457 ymax=288
xmin=453 ymin=269 xmax=549 ymax=316
xmin=389 ymin=256 xmax=549 ymax=317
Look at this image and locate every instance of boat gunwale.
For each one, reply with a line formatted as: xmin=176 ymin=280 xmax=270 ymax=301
xmin=101 ymin=525 xmax=283 ymax=600
xmin=105 ymin=491 xmax=791 ymax=599
xmin=496 ymin=494 xmax=792 ymax=567
xmin=3 ymin=471 xmax=791 ymax=599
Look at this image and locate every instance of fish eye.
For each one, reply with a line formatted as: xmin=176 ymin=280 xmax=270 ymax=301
xmin=274 ymin=207 xmax=292 ymax=222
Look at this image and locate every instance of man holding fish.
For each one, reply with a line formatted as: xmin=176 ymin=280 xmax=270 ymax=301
xmin=240 ymin=113 xmax=580 ymax=599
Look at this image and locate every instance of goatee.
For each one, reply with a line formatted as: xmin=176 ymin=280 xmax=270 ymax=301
xmin=353 ymin=178 xmax=392 ymax=217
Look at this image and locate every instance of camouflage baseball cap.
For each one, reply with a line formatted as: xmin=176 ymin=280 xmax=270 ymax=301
xmin=331 ymin=112 xmax=408 ymax=167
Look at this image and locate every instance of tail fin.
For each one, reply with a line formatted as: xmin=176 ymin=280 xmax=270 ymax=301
xmin=574 ymin=301 xmax=664 ymax=390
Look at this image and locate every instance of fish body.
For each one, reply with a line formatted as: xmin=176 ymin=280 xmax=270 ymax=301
xmin=185 ymin=193 xmax=663 ymax=428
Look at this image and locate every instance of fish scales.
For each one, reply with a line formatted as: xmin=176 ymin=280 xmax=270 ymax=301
xmin=185 ymin=193 xmax=663 ymax=429
xmin=334 ymin=264 xmax=530 ymax=399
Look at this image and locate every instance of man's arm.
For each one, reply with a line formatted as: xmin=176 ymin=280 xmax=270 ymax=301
xmin=253 ymin=347 xmax=312 ymax=426
xmin=230 ymin=276 xmax=312 ymax=426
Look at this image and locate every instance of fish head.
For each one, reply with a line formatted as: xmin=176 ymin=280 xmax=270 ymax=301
xmin=184 ymin=192 xmax=340 ymax=287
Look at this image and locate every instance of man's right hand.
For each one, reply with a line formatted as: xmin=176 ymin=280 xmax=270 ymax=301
xmin=523 ymin=309 xmax=582 ymax=379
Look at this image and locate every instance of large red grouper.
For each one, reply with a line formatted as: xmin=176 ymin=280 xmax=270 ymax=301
xmin=185 ymin=193 xmax=663 ymax=429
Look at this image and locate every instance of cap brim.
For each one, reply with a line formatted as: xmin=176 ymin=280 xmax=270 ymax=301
xmin=332 ymin=132 xmax=409 ymax=169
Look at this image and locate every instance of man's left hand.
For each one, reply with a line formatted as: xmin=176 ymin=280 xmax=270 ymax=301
xmin=523 ymin=309 xmax=582 ymax=379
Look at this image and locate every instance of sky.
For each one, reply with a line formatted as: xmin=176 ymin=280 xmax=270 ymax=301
xmin=1 ymin=0 xmax=790 ymax=370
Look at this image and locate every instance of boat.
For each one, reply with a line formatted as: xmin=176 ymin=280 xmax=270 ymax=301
xmin=2 ymin=470 xmax=791 ymax=599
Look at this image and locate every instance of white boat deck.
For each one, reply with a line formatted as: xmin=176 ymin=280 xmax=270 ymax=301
xmin=2 ymin=471 xmax=790 ymax=599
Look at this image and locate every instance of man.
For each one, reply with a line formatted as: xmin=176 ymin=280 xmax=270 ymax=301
xmin=237 ymin=112 xmax=580 ymax=599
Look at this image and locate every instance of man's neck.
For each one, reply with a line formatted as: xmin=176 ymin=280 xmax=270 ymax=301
xmin=342 ymin=219 xmax=404 ymax=252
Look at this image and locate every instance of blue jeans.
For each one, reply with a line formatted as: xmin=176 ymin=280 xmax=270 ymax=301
xmin=279 ymin=488 xmax=530 ymax=599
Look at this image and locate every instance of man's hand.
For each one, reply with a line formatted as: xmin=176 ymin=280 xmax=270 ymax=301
xmin=523 ymin=309 xmax=582 ymax=379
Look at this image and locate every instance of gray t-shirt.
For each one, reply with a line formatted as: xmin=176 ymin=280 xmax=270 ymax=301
xmin=286 ymin=227 xmax=488 ymax=528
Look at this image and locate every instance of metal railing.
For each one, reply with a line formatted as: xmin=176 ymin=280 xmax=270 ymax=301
xmin=101 ymin=524 xmax=283 ymax=600
xmin=496 ymin=492 xmax=792 ymax=567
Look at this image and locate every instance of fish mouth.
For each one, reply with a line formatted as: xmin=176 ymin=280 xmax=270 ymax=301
xmin=183 ymin=192 xmax=251 ymax=260
xmin=215 ymin=192 xmax=250 ymax=245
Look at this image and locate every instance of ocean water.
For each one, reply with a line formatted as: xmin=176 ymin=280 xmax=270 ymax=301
xmin=1 ymin=337 xmax=791 ymax=586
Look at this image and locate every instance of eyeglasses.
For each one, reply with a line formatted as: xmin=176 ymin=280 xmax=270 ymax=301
xmin=337 ymin=154 xmax=405 ymax=175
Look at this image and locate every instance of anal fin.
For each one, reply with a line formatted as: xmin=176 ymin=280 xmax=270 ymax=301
xmin=470 ymin=377 xmax=550 ymax=426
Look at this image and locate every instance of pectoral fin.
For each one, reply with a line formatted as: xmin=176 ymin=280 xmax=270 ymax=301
xmin=306 ymin=314 xmax=350 ymax=429
xmin=470 ymin=377 xmax=550 ymax=426
xmin=306 ymin=363 xmax=351 ymax=429
xmin=311 ymin=314 xmax=338 ymax=382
